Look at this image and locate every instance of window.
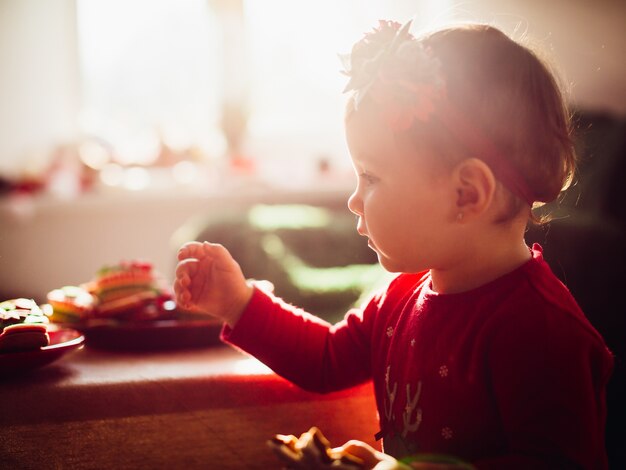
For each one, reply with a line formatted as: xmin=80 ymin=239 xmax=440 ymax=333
xmin=76 ymin=0 xmax=453 ymax=187
xmin=77 ymin=0 xmax=220 ymax=165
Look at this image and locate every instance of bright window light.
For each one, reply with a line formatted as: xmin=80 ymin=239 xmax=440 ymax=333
xmin=76 ymin=0 xmax=453 ymax=177
xmin=77 ymin=0 xmax=222 ymax=163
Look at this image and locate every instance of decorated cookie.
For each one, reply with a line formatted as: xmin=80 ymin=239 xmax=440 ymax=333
xmin=0 ymin=298 xmax=50 ymax=352
xmin=46 ymin=285 xmax=97 ymax=323
xmin=86 ymin=260 xmax=173 ymax=320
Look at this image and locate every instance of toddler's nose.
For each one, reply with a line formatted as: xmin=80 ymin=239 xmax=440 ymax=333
xmin=347 ymin=190 xmax=363 ymax=217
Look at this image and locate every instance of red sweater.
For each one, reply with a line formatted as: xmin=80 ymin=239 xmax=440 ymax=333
xmin=222 ymin=245 xmax=613 ymax=469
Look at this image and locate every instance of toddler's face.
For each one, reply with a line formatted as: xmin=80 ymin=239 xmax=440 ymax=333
xmin=345 ymin=108 xmax=456 ymax=273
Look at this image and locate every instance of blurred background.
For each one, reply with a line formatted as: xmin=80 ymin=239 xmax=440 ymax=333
xmin=1 ymin=0 xmax=624 ymax=193
xmin=0 ymin=1 xmax=624 ymax=466
xmin=0 ymin=0 xmax=624 ymax=301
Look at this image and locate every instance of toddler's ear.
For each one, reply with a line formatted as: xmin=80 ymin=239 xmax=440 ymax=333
xmin=452 ymin=158 xmax=497 ymax=215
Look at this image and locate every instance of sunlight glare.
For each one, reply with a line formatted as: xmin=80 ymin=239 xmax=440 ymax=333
xmin=232 ymin=357 xmax=273 ymax=375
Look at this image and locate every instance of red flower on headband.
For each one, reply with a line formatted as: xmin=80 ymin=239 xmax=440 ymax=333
xmin=340 ymin=19 xmax=445 ymax=130
xmin=372 ymin=79 xmax=443 ymax=130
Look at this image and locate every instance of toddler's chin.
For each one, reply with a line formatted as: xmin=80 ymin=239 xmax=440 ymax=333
xmin=377 ymin=255 xmax=400 ymax=274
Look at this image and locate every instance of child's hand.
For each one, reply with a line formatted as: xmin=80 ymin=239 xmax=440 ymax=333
xmin=174 ymin=241 xmax=253 ymax=327
xmin=269 ymin=428 xmax=400 ymax=469
xmin=336 ymin=441 xmax=475 ymax=470
xmin=334 ymin=440 xmax=400 ymax=469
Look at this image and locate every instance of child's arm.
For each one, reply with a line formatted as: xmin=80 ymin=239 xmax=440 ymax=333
xmin=174 ymin=241 xmax=253 ymax=327
xmin=175 ymin=240 xmax=382 ymax=393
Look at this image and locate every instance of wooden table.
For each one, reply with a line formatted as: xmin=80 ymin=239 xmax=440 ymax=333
xmin=1 ymin=343 xmax=379 ymax=469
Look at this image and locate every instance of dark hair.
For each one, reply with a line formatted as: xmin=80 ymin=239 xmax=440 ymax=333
xmin=422 ymin=25 xmax=576 ymax=222
xmin=345 ymin=24 xmax=577 ymax=224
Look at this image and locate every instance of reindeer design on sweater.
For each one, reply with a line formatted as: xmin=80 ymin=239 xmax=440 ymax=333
xmin=384 ymin=365 xmax=423 ymax=438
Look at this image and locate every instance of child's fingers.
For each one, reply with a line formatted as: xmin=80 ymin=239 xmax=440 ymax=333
xmin=200 ymin=242 xmax=239 ymax=273
xmin=178 ymin=241 xmax=231 ymax=267
xmin=173 ymin=279 xmax=190 ymax=307
xmin=177 ymin=241 xmax=197 ymax=260
xmin=201 ymin=241 xmax=228 ymax=257
xmin=174 ymin=284 xmax=191 ymax=308
xmin=173 ymin=267 xmax=191 ymax=298
xmin=177 ymin=241 xmax=205 ymax=261
xmin=175 ymin=258 xmax=199 ymax=280
xmin=173 ymin=267 xmax=191 ymax=289
xmin=173 ymin=260 xmax=202 ymax=309
xmin=333 ymin=441 xmax=390 ymax=469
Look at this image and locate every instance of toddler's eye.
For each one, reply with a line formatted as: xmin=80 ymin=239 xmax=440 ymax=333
xmin=359 ymin=172 xmax=378 ymax=185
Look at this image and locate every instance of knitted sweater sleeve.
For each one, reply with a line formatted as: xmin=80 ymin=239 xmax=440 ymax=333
xmin=221 ymin=286 xmax=379 ymax=393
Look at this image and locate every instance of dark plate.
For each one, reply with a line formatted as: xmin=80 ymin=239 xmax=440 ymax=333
xmin=76 ymin=317 xmax=223 ymax=351
xmin=0 ymin=327 xmax=84 ymax=376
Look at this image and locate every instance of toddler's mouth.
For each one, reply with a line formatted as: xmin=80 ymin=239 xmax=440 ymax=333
xmin=355 ymin=221 xmax=377 ymax=251
xmin=366 ymin=237 xmax=378 ymax=252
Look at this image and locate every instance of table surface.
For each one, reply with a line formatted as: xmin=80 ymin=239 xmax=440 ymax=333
xmin=0 ymin=340 xmax=379 ymax=469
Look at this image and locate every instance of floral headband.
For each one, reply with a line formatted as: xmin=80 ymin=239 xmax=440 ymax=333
xmin=340 ymin=20 xmax=535 ymax=206
xmin=340 ymin=20 xmax=444 ymax=129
